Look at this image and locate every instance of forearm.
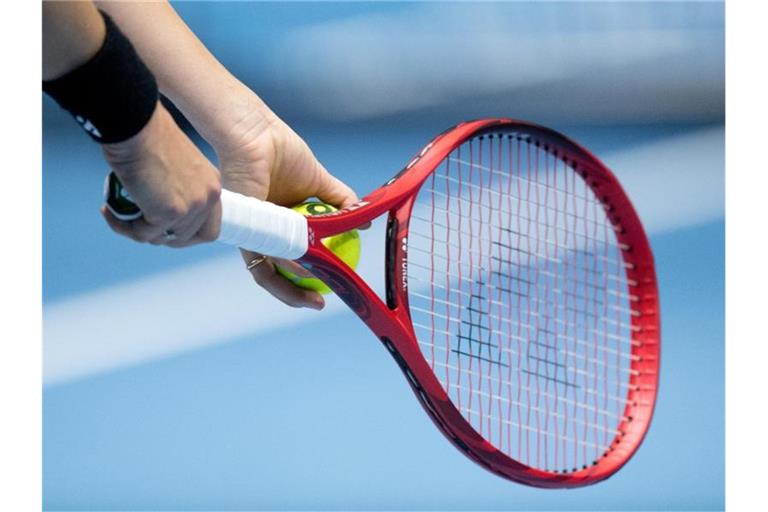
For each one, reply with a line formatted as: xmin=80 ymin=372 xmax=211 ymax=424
xmin=95 ymin=0 xmax=274 ymax=148
xmin=43 ymin=1 xmax=106 ymax=80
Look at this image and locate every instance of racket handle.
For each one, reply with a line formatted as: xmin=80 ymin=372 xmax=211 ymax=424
xmin=104 ymin=173 xmax=309 ymax=259
xmin=218 ymin=188 xmax=308 ymax=259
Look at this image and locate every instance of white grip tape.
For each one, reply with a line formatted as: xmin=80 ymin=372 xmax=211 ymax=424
xmin=217 ymin=189 xmax=309 ymax=259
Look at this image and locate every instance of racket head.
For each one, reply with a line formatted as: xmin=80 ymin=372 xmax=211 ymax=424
xmin=300 ymin=119 xmax=659 ymax=487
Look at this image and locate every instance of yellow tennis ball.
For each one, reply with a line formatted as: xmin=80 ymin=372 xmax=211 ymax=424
xmin=275 ymin=201 xmax=361 ymax=294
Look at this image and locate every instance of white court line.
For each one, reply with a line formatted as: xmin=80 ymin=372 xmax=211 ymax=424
xmin=44 ymin=220 xmax=386 ymax=387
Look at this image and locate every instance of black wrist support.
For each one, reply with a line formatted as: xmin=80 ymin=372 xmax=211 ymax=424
xmin=43 ymin=11 xmax=159 ymax=144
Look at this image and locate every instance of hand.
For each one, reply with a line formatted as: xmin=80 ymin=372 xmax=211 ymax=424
xmin=100 ymin=103 xmax=222 ymax=247
xmin=212 ymin=105 xmax=359 ymax=310
xmin=90 ymin=2 xmax=358 ymax=308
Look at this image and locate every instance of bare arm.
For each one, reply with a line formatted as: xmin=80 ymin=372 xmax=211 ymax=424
xmin=43 ymin=1 xmax=106 ymax=80
xmin=94 ymin=0 xmax=269 ymax=149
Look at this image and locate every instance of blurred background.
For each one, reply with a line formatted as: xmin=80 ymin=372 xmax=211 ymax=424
xmin=43 ymin=1 xmax=724 ymax=510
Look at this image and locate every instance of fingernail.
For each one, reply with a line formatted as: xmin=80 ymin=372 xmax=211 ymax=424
xmin=310 ymin=298 xmax=325 ymax=310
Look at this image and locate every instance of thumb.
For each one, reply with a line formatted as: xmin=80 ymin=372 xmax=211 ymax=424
xmin=312 ymin=162 xmax=359 ymax=209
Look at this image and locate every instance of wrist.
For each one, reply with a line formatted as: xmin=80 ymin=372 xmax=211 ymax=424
xmin=175 ymin=75 xmax=276 ymax=153
xmin=149 ymin=46 xmax=273 ymax=150
xmin=101 ymin=102 xmax=166 ymax=173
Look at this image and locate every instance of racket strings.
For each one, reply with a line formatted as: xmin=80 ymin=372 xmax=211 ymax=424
xmin=404 ymin=260 xmax=639 ymax=320
xmin=407 ymin=132 xmax=633 ymax=473
xmin=411 ymin=204 xmax=628 ymax=254
xmin=409 ymin=302 xmax=640 ymax=356
xmin=426 ymin=171 xmax=620 ymax=237
xmin=447 ymin=156 xmax=599 ymax=205
xmin=425 ymin=356 xmax=639 ymax=406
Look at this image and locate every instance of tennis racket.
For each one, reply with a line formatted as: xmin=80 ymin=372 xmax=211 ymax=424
xmin=105 ymin=118 xmax=660 ymax=488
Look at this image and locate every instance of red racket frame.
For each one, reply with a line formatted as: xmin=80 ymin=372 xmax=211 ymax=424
xmin=299 ymin=119 xmax=660 ymax=488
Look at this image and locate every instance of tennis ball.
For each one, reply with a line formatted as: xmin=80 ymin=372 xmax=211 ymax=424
xmin=275 ymin=201 xmax=361 ymax=294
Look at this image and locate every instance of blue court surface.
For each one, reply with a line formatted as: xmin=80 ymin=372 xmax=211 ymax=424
xmin=43 ymin=2 xmax=723 ymax=510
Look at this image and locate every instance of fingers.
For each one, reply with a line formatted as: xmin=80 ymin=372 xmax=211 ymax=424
xmin=140 ymin=187 xmax=220 ymax=246
xmin=101 ymin=193 xmax=222 ymax=248
xmin=313 ymin=162 xmax=359 ymax=209
xmin=145 ymin=210 xmax=207 ymax=246
xmin=103 ymin=199 xmax=212 ymax=247
xmin=241 ymin=249 xmax=325 ymax=310
xmin=101 ymin=206 xmax=134 ymax=238
xmin=271 ymin=257 xmax=314 ymax=279
xmin=145 ymin=200 xmax=220 ymax=247
xmin=102 ymin=207 xmax=180 ymax=246
xmin=312 ymin=163 xmax=371 ymax=229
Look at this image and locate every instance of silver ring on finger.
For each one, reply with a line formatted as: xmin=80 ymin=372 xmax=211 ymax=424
xmin=246 ymin=255 xmax=268 ymax=270
xmin=163 ymin=229 xmax=177 ymax=242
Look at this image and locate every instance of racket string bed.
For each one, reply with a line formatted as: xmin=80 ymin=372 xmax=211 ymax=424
xmin=407 ymin=132 xmax=634 ymax=473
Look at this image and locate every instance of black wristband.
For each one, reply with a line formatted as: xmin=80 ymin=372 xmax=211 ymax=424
xmin=43 ymin=11 xmax=159 ymax=144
